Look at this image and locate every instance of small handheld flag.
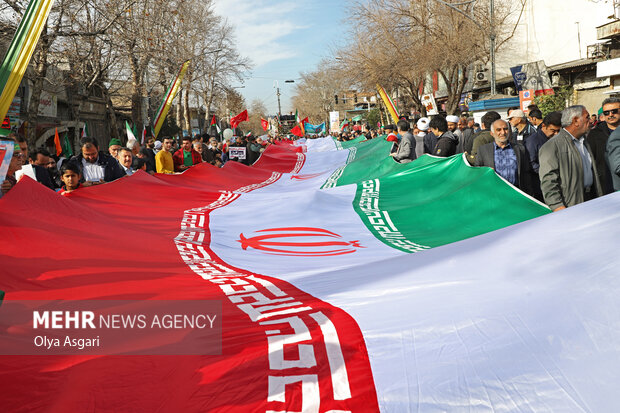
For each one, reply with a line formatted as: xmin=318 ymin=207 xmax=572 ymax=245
xmin=126 ymin=121 xmax=137 ymax=144
xmin=230 ymin=110 xmax=248 ymax=128
xmin=54 ymin=128 xmax=62 ymax=156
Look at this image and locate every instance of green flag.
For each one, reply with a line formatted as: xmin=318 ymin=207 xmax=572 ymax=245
xmin=62 ymin=133 xmax=73 ymax=157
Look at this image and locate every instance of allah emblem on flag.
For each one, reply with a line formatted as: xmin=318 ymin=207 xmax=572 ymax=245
xmin=238 ymin=227 xmax=364 ymax=257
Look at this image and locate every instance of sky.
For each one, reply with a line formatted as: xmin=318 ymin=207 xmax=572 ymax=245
xmin=212 ymin=0 xmax=347 ymax=116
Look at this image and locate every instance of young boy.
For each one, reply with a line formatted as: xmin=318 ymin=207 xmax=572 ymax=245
xmin=58 ymin=162 xmax=82 ymax=194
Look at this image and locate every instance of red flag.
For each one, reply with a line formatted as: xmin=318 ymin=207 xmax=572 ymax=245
xmin=230 ymin=110 xmax=248 ymax=128
xmin=290 ymin=124 xmax=303 ymax=137
xmin=53 ymin=128 xmax=62 ymax=156
xmin=261 ymin=118 xmax=268 ymax=131
xmin=210 ymin=115 xmax=216 ymax=126
xmin=299 ymin=117 xmax=308 ymax=134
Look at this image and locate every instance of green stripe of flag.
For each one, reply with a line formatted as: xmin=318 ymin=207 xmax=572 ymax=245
xmin=0 ymin=0 xmax=55 ymax=121
xmin=322 ymin=137 xmax=550 ymax=253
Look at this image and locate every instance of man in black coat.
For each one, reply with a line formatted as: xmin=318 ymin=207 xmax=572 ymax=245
xmin=429 ymin=116 xmax=458 ymax=157
xmin=475 ymin=119 xmax=534 ymax=196
xmin=586 ymin=97 xmax=619 ymax=194
xmin=70 ymin=137 xmax=125 ymax=186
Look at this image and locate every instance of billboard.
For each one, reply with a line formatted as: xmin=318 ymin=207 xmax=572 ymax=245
xmin=510 ymin=60 xmax=555 ymax=96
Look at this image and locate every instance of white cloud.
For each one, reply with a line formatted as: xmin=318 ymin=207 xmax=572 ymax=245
xmin=213 ymin=0 xmax=307 ymax=67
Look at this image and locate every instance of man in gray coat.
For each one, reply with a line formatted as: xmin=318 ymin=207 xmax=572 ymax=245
xmin=390 ymin=119 xmax=416 ymax=163
xmin=539 ymin=105 xmax=602 ymax=211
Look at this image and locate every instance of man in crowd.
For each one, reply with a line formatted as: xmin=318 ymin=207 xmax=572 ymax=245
xmin=446 ymin=115 xmax=460 ymax=135
xmin=508 ymin=109 xmax=536 ymax=143
xmin=456 ymin=116 xmax=473 ymax=154
xmin=467 ymin=117 xmax=475 ymax=129
xmin=108 ymin=138 xmax=122 ymax=158
xmin=173 ymin=136 xmax=202 ymax=172
xmin=475 ymin=119 xmax=533 ymax=195
xmin=586 ymin=97 xmax=619 ymax=194
xmin=30 ymin=148 xmax=61 ymax=188
xmin=413 ymin=118 xmax=427 ymax=158
xmin=117 ymin=147 xmax=136 ymax=176
xmin=247 ymin=136 xmax=262 ymax=165
xmin=607 ymin=126 xmax=620 ymax=191
xmin=468 ymin=111 xmax=501 ymax=162
xmin=28 ymin=147 xmax=58 ymax=189
xmin=430 ymin=116 xmax=459 ymax=157
xmin=525 ymin=111 xmax=562 ymax=174
xmin=138 ymin=147 xmax=156 ymax=173
xmin=539 ymin=105 xmax=602 ymax=211
xmin=70 ymin=137 xmax=126 ymax=186
xmin=127 ymin=139 xmax=141 ymax=158
xmin=155 ymin=137 xmax=175 ymax=174
xmin=192 ymin=141 xmax=204 ymax=161
xmin=1 ymin=136 xmax=26 ymax=197
xmin=389 ymin=119 xmax=416 ymax=163
xmin=527 ymin=108 xmax=544 ymax=129
xmin=420 ymin=117 xmax=438 ymax=154
xmin=384 ymin=124 xmax=398 ymax=143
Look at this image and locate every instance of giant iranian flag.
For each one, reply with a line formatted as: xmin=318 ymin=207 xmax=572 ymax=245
xmin=1 ymin=137 xmax=620 ymax=412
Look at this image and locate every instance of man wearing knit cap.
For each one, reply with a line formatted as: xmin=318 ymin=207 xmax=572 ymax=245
xmin=108 ymin=138 xmax=122 ymax=158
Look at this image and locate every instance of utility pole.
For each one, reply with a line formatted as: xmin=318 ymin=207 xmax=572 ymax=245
xmin=274 ymin=80 xmax=282 ymax=118
xmin=575 ymin=22 xmax=582 ymax=59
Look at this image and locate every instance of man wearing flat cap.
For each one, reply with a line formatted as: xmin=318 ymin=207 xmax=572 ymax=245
xmin=508 ymin=109 xmax=536 ymax=143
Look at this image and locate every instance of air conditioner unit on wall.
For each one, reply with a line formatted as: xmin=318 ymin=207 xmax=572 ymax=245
xmin=475 ymin=71 xmax=488 ymax=83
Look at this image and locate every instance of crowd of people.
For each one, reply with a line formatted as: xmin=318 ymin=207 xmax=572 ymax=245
xmin=0 ymin=131 xmax=287 ymax=196
xmin=2 ymin=98 xmax=619 ymax=213
xmin=333 ymin=98 xmax=620 ymax=211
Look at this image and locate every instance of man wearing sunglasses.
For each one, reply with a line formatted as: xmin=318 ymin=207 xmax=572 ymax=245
xmin=586 ymin=97 xmax=619 ymax=194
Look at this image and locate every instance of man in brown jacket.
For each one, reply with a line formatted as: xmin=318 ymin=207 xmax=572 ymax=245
xmin=539 ymin=105 xmax=602 ymax=211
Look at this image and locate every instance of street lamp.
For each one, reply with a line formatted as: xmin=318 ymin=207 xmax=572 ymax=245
xmin=274 ymin=80 xmax=282 ymax=118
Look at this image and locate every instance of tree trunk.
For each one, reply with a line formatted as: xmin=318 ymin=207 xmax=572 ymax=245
xmin=203 ymin=88 xmax=214 ymax=123
xmin=129 ymin=57 xmax=143 ymax=134
xmin=104 ymin=88 xmax=119 ymax=140
xmin=26 ymin=28 xmax=49 ymax=148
